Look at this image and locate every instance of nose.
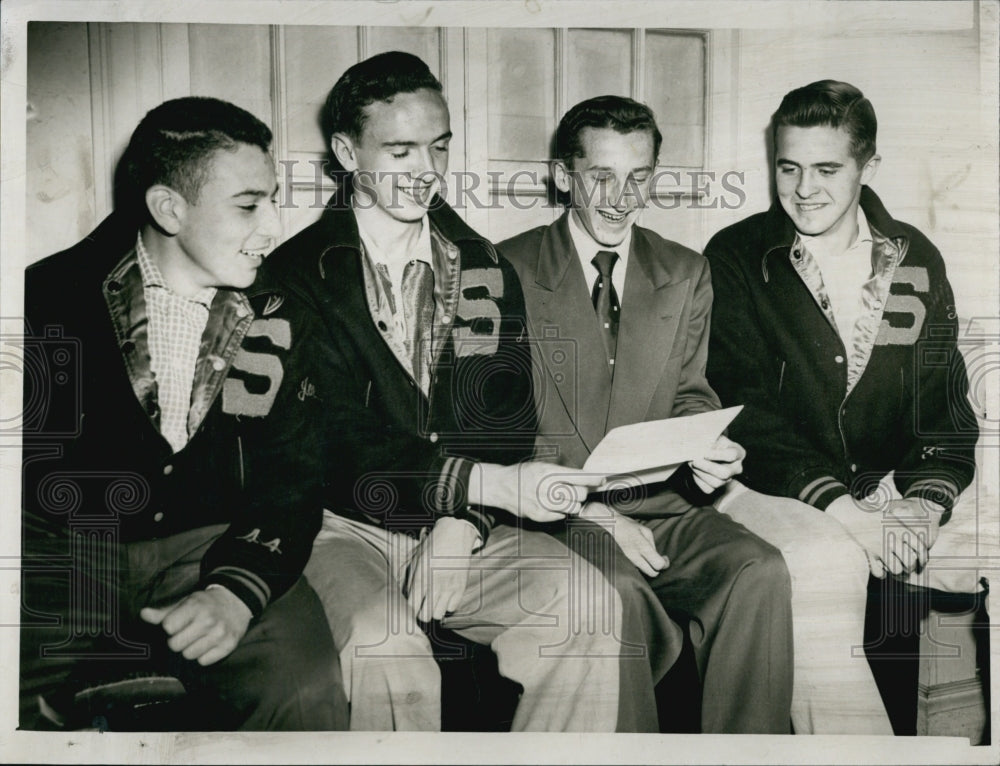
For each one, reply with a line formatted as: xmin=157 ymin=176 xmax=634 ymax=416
xmin=795 ymin=170 xmax=817 ymax=198
xmin=258 ymin=197 xmax=282 ymax=242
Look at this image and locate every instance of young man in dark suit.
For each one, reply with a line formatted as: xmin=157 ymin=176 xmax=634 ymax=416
xmin=498 ymin=95 xmax=794 ymax=733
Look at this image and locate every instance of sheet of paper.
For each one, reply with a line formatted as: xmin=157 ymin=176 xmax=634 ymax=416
xmin=583 ymin=405 xmax=744 ymax=489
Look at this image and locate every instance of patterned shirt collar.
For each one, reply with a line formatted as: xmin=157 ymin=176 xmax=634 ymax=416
xmin=135 ymin=232 xmax=217 ymax=308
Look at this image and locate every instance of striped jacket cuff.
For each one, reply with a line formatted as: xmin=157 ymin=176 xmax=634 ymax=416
xmin=797 ymin=475 xmax=850 ymax=511
xmin=428 ymin=455 xmax=474 ymax=514
xmin=904 ymin=478 xmax=961 ymax=515
xmin=203 ymin=566 xmax=272 ymax=618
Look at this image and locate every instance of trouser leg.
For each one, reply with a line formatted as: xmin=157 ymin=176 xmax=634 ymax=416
xmin=129 ymin=526 xmax=348 ymax=731
xmin=441 ymin=524 xmax=624 ymax=732
xmin=645 ymin=505 xmax=794 ymax=733
xmin=304 ymin=514 xmax=441 ymax=731
xmin=551 ymin=518 xmax=683 ymax=731
xmin=718 ymin=482 xmax=893 ymax=735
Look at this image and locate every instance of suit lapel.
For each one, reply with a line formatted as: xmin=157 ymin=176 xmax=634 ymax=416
xmin=607 ymin=227 xmax=685 ymax=431
xmin=529 ymin=215 xmax=613 ymax=453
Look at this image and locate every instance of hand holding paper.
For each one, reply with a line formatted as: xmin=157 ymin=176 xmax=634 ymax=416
xmin=582 ymin=406 xmax=744 ymax=491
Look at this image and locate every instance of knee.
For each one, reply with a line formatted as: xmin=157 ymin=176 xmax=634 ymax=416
xmin=342 ymin=598 xmax=433 ymax=660
xmin=730 ymin=534 xmax=792 ymax=598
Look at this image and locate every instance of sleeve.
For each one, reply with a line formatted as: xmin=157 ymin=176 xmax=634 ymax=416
xmin=670 ymin=257 xmax=723 ymax=418
xmin=705 ymin=234 xmax=851 ymax=510
xmin=198 ymin=294 xmax=328 ymax=617
xmin=893 ymin=251 xmax=978 ymax=516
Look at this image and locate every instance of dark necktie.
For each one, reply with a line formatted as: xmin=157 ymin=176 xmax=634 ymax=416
xmin=591 ymin=250 xmax=620 ymax=372
xmin=400 ymin=259 xmax=435 ymax=392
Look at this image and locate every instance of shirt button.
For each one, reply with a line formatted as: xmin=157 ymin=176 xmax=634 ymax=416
xmin=211 ymin=357 xmax=225 ymax=371
xmin=163 ymin=464 xmax=173 ymax=475
xmin=441 ymin=315 xmax=451 ymax=324
xmin=429 ymin=432 xmax=439 ymax=443
xmin=153 ymin=512 xmax=164 ymax=522
xmin=835 ymin=355 xmax=844 ymax=364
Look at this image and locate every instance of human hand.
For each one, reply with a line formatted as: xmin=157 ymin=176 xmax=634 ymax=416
xmin=470 ymin=462 xmax=606 ymax=523
xmin=689 ymin=434 xmax=746 ymax=494
xmin=404 ymin=516 xmax=480 ymax=622
xmin=581 ymin=502 xmax=669 ymax=577
xmin=139 ymin=586 xmax=252 ymax=666
xmin=826 ymin=495 xmax=943 ymax=578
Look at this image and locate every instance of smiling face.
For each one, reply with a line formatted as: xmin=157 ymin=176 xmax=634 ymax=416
xmin=160 ymin=142 xmax=280 ymax=296
xmin=554 ymin=126 xmax=655 ymax=248
xmin=333 ymin=87 xmax=451 ymax=225
xmin=775 ymin=124 xmax=879 ymax=245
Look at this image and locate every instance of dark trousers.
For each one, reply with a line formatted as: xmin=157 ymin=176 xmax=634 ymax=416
xmin=644 ymin=505 xmax=794 ymax=733
xmin=20 ymin=516 xmax=348 ymax=731
xmin=552 ymin=520 xmax=684 ymax=732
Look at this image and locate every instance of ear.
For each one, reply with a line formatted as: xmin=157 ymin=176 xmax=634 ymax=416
xmin=552 ymin=160 xmax=573 ymax=195
xmin=860 ymin=153 xmax=881 ymax=186
xmin=331 ymin=133 xmax=359 ymax=173
xmin=145 ymin=185 xmax=186 ymax=236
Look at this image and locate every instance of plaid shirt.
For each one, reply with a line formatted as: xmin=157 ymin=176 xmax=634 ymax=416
xmin=135 ymin=234 xmax=217 ymax=452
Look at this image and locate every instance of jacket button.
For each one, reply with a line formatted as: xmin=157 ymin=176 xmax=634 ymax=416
xmin=821 ymin=299 xmax=830 ymax=310
xmin=153 ymin=512 xmax=164 ymax=522
xmin=874 ymin=300 xmax=883 ymax=310
xmin=163 ymin=464 xmax=173 ymax=475
xmin=107 ymin=280 xmax=123 ymax=293
xmin=211 ymin=357 xmax=225 ymax=371
xmin=429 ymin=432 xmax=439 ymax=443
xmin=377 ymin=320 xmax=388 ymax=331
xmin=121 ymin=340 xmax=135 ymax=354
xmin=235 ymin=306 xmax=249 ymax=318
xmin=441 ymin=315 xmax=451 ymax=324
xmin=850 ymin=464 xmax=858 ymax=472
xmin=834 ymin=355 xmax=844 ymax=364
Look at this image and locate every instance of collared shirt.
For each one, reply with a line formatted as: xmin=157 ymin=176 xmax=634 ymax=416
xmin=355 ymin=210 xmax=462 ymax=393
xmin=790 ymin=208 xmax=902 ymax=393
xmin=567 ymin=210 xmax=631 ymax=305
xmin=799 ymin=208 xmax=874 ymax=344
xmin=135 ymin=233 xmax=216 ymax=453
xmin=356 ymin=212 xmax=435 ymax=341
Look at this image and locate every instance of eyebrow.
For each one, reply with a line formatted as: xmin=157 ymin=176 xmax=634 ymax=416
xmin=380 ymin=131 xmax=453 ymax=148
xmin=776 ymin=158 xmax=844 ymax=169
xmin=586 ymin=164 xmax=654 ymax=174
xmin=233 ymin=183 xmax=280 ymax=199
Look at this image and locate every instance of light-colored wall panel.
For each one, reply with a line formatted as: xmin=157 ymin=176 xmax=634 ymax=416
xmin=26 ymin=22 xmax=95 ymax=262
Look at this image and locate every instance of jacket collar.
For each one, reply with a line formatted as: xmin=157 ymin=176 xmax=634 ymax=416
xmin=316 ymin=187 xmax=495 ymax=278
xmin=103 ymin=245 xmax=254 ymax=448
xmin=760 ymin=185 xmax=907 ymax=279
xmin=535 ymin=212 xmax=673 ymax=292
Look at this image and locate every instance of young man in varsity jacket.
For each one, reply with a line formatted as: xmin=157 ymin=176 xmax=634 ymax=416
xmin=704 ymin=80 xmax=979 ymax=733
xmin=251 ymin=51 xmax=675 ymax=732
xmin=20 ymin=97 xmax=347 ymax=730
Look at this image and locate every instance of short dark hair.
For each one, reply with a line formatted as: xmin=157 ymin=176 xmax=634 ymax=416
xmin=555 ymin=95 xmax=662 ymax=167
xmin=772 ymin=80 xmax=877 ymax=163
xmin=115 ymin=96 xmax=272 ymax=215
xmin=321 ymin=51 xmax=443 ymax=148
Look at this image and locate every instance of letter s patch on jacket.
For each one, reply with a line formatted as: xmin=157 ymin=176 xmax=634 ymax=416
xmin=876 ymin=266 xmax=929 ymax=346
xmin=223 ymin=318 xmax=292 ymax=417
xmin=454 ymin=267 xmax=504 ymax=357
